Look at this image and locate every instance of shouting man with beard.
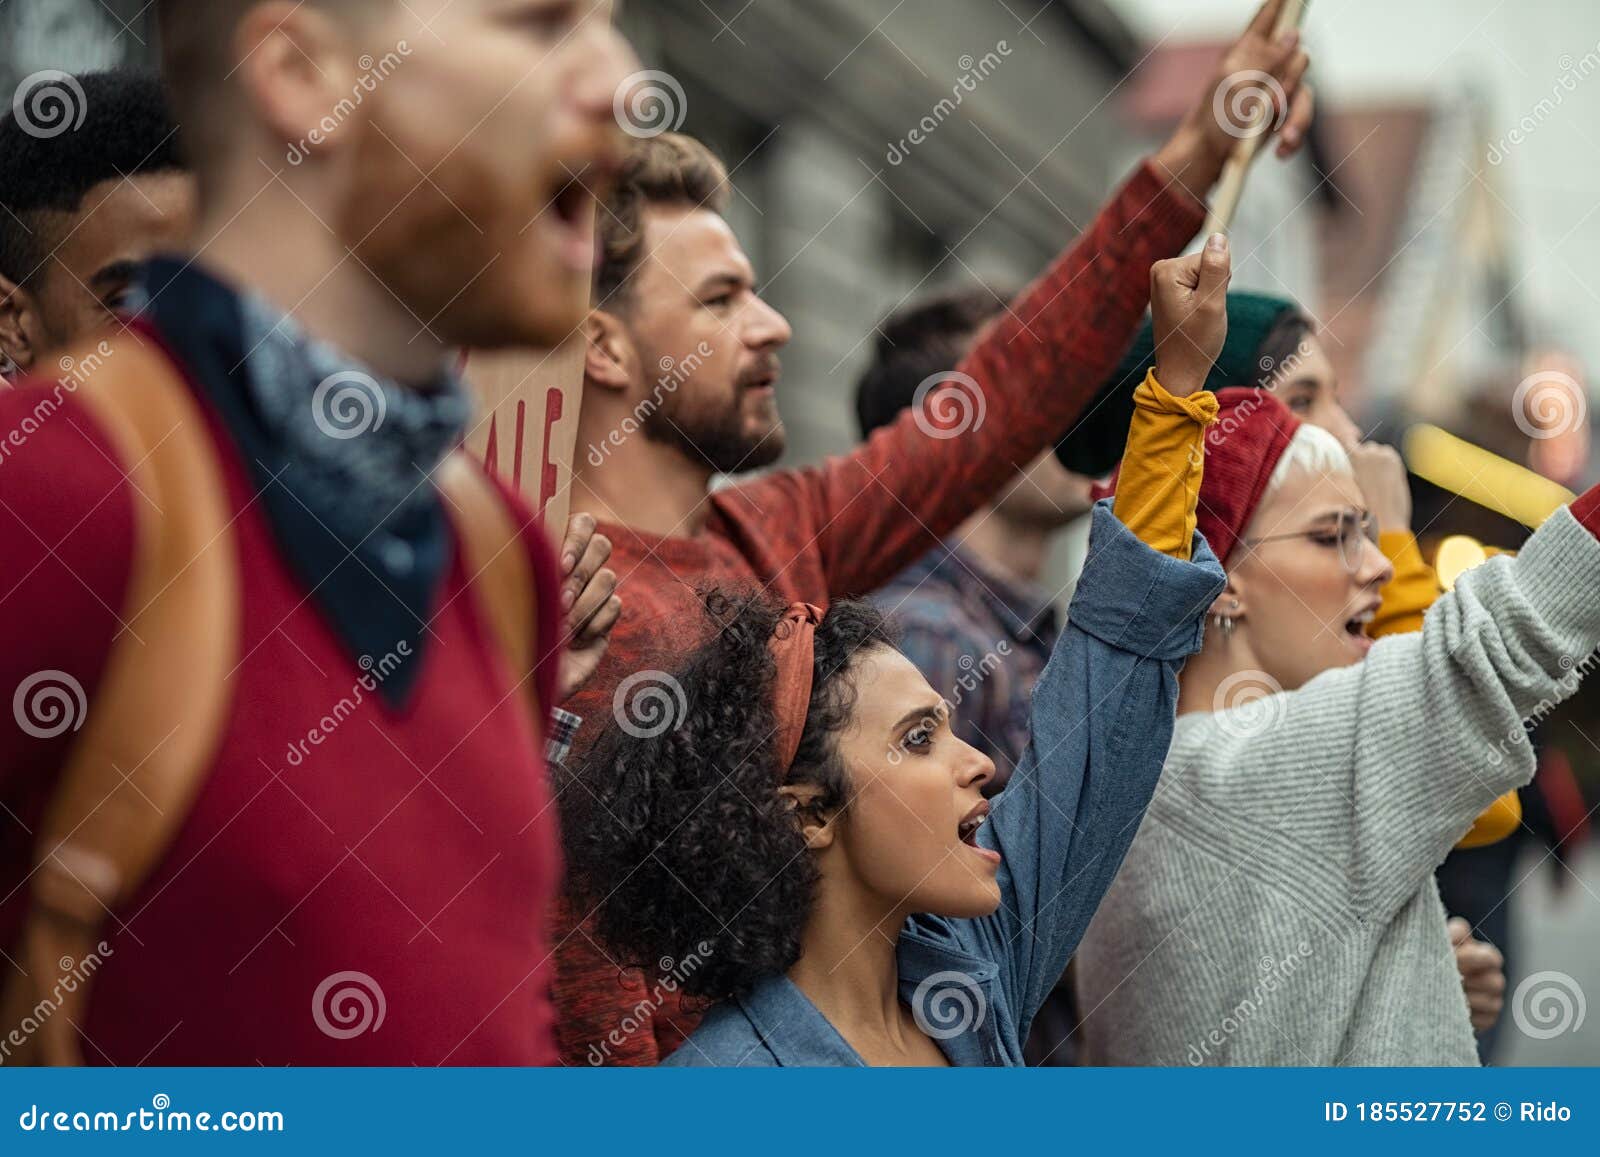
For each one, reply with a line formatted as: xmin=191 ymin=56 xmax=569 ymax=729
xmin=559 ymin=0 xmax=1315 ymax=1066
xmin=0 ymin=0 xmax=633 ymax=1065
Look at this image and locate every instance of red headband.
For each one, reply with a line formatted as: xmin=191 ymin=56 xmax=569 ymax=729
xmin=769 ymin=602 xmax=823 ymax=774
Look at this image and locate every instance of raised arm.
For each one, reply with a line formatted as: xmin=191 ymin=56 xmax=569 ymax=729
xmin=943 ymin=504 xmax=1224 ymax=1038
xmin=747 ymin=160 xmax=1201 ymax=603
xmin=1165 ymin=486 xmax=1600 ymax=922
xmin=927 ymin=245 xmax=1234 ymax=1037
xmin=1349 ymin=442 xmax=1524 ymax=847
xmin=737 ymin=5 xmax=1311 ymax=601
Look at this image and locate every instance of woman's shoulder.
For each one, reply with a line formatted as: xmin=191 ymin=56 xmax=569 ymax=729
xmin=659 ymin=1000 xmax=776 ymax=1067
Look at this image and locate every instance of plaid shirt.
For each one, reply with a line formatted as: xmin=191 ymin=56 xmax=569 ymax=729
xmin=871 ymin=541 xmax=1060 ymax=793
xmin=546 ymin=707 xmax=583 ymax=769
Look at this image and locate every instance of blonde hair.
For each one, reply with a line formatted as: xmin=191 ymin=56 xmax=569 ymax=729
xmin=1261 ymin=422 xmax=1352 ymax=507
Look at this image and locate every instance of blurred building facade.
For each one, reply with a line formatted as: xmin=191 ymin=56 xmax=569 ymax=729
xmin=7 ymin=0 xmax=1149 ymax=474
xmin=0 ymin=0 xmax=155 ymax=91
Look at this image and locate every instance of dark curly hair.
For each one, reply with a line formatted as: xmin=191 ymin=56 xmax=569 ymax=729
xmin=559 ymin=589 xmax=898 ymax=1003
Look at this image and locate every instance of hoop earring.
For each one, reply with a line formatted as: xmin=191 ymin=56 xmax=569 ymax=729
xmin=1215 ymin=614 xmax=1235 ymax=639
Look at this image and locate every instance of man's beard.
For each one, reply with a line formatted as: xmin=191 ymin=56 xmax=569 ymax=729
xmin=642 ymin=388 xmax=785 ymax=475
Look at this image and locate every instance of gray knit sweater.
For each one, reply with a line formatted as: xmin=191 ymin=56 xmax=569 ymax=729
xmin=1075 ymin=506 xmax=1600 ymax=1066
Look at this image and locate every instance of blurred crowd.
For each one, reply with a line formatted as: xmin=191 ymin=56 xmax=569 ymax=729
xmin=0 ymin=0 xmax=1593 ymax=1069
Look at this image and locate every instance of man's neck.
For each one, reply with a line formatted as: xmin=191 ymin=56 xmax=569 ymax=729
xmin=190 ymin=191 xmax=451 ymax=388
xmin=572 ymin=409 xmax=714 ymax=536
xmin=951 ymin=507 xmax=1051 ymax=586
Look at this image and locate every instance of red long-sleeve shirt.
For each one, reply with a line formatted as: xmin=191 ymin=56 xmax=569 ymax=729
xmin=557 ymin=159 xmax=1207 ymax=1066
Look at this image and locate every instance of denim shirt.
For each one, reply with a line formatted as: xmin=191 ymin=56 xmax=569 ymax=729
xmin=662 ymin=500 xmax=1225 ymax=1066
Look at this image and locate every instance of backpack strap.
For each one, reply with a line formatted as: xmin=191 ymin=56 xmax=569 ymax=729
xmin=435 ymin=453 xmax=542 ymax=730
xmin=0 ymin=332 xmax=238 ymax=1065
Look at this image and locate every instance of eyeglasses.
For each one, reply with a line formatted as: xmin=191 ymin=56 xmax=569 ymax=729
xmin=1243 ymin=510 xmax=1379 ymax=574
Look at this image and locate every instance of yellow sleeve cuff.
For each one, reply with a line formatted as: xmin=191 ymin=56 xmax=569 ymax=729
xmin=1138 ymin=368 xmax=1220 ymax=425
xmin=1111 ymin=369 xmax=1217 ymax=560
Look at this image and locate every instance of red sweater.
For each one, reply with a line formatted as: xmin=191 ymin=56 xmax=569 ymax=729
xmin=557 ymin=159 xmax=1207 ymax=1065
xmin=0 ymin=344 xmax=564 ymax=1065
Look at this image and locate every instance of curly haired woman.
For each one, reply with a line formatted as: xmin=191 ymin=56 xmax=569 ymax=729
xmin=560 ymin=240 xmax=1235 ymax=1066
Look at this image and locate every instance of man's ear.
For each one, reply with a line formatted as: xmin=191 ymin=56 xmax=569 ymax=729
xmin=0 ymin=273 xmax=41 ymax=372
xmin=584 ymin=309 xmax=636 ymax=392
xmin=777 ymin=782 xmax=837 ymax=851
xmin=236 ymin=1 xmax=360 ymax=159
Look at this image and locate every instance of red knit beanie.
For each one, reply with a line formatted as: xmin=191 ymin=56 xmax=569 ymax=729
xmin=1196 ymin=388 xmax=1301 ymax=565
xmin=1095 ymin=386 xmax=1300 ymax=565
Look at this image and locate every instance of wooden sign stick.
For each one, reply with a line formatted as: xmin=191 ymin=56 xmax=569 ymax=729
xmin=1203 ymin=0 xmax=1308 ymax=235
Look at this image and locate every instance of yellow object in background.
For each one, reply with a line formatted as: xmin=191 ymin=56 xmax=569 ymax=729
xmin=1402 ymin=424 xmax=1574 ymax=530
xmin=1433 ymin=535 xmax=1515 ymax=591
xmin=1456 ymin=791 xmax=1523 ymax=849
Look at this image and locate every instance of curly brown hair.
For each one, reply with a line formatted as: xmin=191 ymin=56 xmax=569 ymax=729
xmin=558 ymin=589 xmax=897 ymax=1002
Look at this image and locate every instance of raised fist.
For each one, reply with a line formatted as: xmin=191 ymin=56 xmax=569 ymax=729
xmin=1150 ymin=233 xmax=1231 ymax=398
xmin=1348 ymin=441 xmax=1412 ymax=536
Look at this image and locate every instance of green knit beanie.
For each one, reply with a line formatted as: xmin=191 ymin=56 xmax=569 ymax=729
xmin=1054 ymin=290 xmax=1301 ymax=476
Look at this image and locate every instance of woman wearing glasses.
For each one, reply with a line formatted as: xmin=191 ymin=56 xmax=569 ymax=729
xmin=1074 ymin=386 xmax=1600 ymax=1065
xmin=1102 ymin=293 xmax=1524 ymax=848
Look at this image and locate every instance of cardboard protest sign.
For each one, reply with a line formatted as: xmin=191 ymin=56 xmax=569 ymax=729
xmin=462 ymin=341 xmax=585 ymax=533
